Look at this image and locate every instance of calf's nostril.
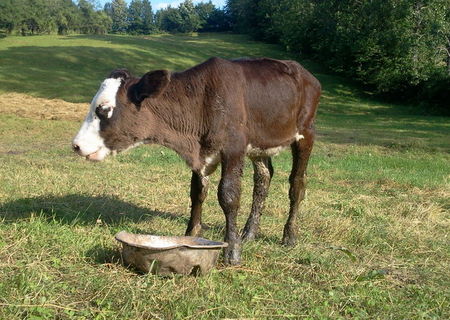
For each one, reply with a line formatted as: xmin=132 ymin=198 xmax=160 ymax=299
xmin=72 ymin=144 xmax=80 ymax=152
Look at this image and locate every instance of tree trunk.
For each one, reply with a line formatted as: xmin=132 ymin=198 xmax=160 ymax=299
xmin=447 ymin=52 xmax=450 ymax=75
xmin=447 ymin=36 xmax=450 ymax=76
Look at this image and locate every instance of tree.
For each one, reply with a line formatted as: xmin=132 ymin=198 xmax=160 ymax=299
xmin=195 ymin=1 xmax=231 ymax=32
xmin=104 ymin=2 xmax=113 ymax=18
xmin=178 ymin=0 xmax=202 ymax=33
xmin=158 ymin=6 xmax=184 ymax=33
xmin=111 ymin=0 xmax=128 ymax=33
xmin=128 ymin=0 xmax=145 ymax=34
xmin=127 ymin=0 xmax=154 ymax=34
xmin=48 ymin=0 xmax=80 ymax=35
xmin=0 ymin=0 xmax=16 ymax=33
xmin=79 ymin=0 xmax=111 ymax=34
xmin=157 ymin=1 xmax=201 ymax=33
xmin=195 ymin=1 xmax=215 ymax=28
xmin=142 ymin=0 xmax=154 ymax=34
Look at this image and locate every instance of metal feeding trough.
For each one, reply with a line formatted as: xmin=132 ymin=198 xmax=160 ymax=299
xmin=115 ymin=231 xmax=228 ymax=276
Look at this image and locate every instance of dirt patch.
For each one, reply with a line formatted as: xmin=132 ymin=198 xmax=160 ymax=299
xmin=0 ymin=93 xmax=87 ymax=121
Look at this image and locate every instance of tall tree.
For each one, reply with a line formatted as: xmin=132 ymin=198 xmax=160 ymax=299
xmin=142 ymin=0 xmax=154 ymax=34
xmin=128 ymin=0 xmax=145 ymax=34
xmin=0 ymin=0 xmax=17 ymax=33
xmin=195 ymin=1 xmax=231 ymax=32
xmin=195 ymin=1 xmax=215 ymax=27
xmin=104 ymin=2 xmax=113 ymax=18
xmin=157 ymin=1 xmax=201 ymax=33
xmin=178 ymin=0 xmax=201 ymax=33
xmin=48 ymin=0 xmax=80 ymax=35
xmin=79 ymin=0 xmax=111 ymax=34
xmin=128 ymin=0 xmax=154 ymax=34
xmin=157 ymin=6 xmax=183 ymax=33
xmin=111 ymin=0 xmax=128 ymax=33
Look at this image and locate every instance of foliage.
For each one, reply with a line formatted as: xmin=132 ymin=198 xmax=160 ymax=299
xmin=141 ymin=0 xmax=155 ymax=34
xmin=0 ymin=0 xmax=231 ymax=36
xmin=0 ymin=0 xmax=110 ymax=35
xmin=110 ymin=0 xmax=129 ymax=33
xmin=156 ymin=0 xmax=202 ymax=33
xmin=226 ymin=0 xmax=450 ymax=114
xmin=155 ymin=0 xmax=231 ymax=33
xmin=203 ymin=7 xmax=233 ymax=32
xmin=78 ymin=0 xmax=111 ymax=34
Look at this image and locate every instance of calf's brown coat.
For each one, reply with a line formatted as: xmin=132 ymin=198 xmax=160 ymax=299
xmin=82 ymin=57 xmax=321 ymax=265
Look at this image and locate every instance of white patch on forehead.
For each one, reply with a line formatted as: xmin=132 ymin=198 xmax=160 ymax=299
xmin=72 ymin=78 xmax=122 ymax=160
xmin=92 ymin=77 xmax=122 ymax=118
xmin=295 ymin=133 xmax=305 ymax=141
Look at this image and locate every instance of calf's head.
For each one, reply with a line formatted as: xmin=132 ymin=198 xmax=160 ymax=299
xmin=72 ymin=69 xmax=171 ymax=161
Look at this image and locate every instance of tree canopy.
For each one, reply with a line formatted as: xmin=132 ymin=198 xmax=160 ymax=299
xmin=226 ymin=0 xmax=450 ymax=113
xmin=0 ymin=0 xmax=112 ymax=35
xmin=0 ymin=0 xmax=230 ymax=36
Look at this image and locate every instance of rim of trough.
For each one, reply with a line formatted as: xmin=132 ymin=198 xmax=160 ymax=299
xmin=115 ymin=231 xmax=228 ymax=250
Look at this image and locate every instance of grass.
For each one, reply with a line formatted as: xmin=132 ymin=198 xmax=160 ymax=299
xmin=0 ymin=33 xmax=449 ymax=319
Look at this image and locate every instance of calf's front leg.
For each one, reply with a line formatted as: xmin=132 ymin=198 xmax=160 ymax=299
xmin=185 ymin=171 xmax=209 ymax=237
xmin=218 ymin=152 xmax=245 ymax=265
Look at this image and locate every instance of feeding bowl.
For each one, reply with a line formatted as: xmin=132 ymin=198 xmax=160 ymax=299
xmin=115 ymin=231 xmax=228 ymax=276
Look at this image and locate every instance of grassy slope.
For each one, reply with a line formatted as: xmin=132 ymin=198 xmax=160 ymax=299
xmin=0 ymin=34 xmax=449 ymax=319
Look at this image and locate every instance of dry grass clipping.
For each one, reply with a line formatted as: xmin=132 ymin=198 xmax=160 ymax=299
xmin=0 ymin=93 xmax=87 ymax=121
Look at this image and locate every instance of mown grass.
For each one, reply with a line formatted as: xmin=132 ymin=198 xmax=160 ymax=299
xmin=0 ymin=33 xmax=449 ymax=319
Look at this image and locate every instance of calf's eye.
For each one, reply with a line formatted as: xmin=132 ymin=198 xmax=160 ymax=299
xmin=95 ymin=105 xmax=112 ymax=119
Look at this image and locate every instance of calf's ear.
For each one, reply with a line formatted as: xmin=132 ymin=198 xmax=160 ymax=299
xmin=130 ymin=70 xmax=171 ymax=105
xmin=109 ymin=69 xmax=131 ymax=80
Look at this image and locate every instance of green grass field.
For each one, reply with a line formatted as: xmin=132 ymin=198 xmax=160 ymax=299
xmin=0 ymin=33 xmax=449 ymax=319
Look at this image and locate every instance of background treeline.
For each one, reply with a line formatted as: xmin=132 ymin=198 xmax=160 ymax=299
xmin=0 ymin=0 xmax=112 ymax=35
xmin=1 ymin=0 xmax=448 ymax=112
xmin=0 ymin=0 xmax=231 ymax=36
xmin=227 ymin=0 xmax=450 ymax=113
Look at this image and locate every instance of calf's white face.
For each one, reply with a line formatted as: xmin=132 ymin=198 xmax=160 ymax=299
xmin=73 ymin=68 xmax=171 ymax=161
xmin=72 ymin=78 xmax=122 ymax=161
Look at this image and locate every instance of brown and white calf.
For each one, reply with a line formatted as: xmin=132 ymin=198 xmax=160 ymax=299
xmin=72 ymin=57 xmax=321 ymax=265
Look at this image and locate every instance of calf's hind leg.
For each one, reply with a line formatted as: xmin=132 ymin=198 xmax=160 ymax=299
xmin=242 ymin=157 xmax=273 ymax=242
xmin=283 ymin=130 xmax=314 ymax=246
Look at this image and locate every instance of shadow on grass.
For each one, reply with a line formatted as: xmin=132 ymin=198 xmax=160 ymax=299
xmin=0 ymin=193 xmax=227 ymax=268
xmin=0 ymin=194 xmax=186 ymax=227
xmin=62 ymin=33 xmax=291 ymax=61
xmin=0 ymin=34 xmax=289 ymax=103
xmin=0 ymin=193 xmax=226 ymax=236
xmin=0 ymin=45 xmax=180 ymax=103
xmin=86 ymin=245 xmax=122 ymax=265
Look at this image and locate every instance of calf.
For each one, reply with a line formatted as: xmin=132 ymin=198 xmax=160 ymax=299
xmin=72 ymin=57 xmax=321 ymax=265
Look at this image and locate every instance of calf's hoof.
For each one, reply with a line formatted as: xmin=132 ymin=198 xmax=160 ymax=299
xmin=241 ymin=229 xmax=256 ymax=243
xmin=282 ymin=230 xmax=297 ymax=247
xmin=185 ymin=224 xmax=202 ymax=237
xmin=282 ymin=237 xmax=297 ymax=247
xmin=223 ymin=246 xmax=241 ymax=266
xmin=282 ymin=225 xmax=298 ymax=247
